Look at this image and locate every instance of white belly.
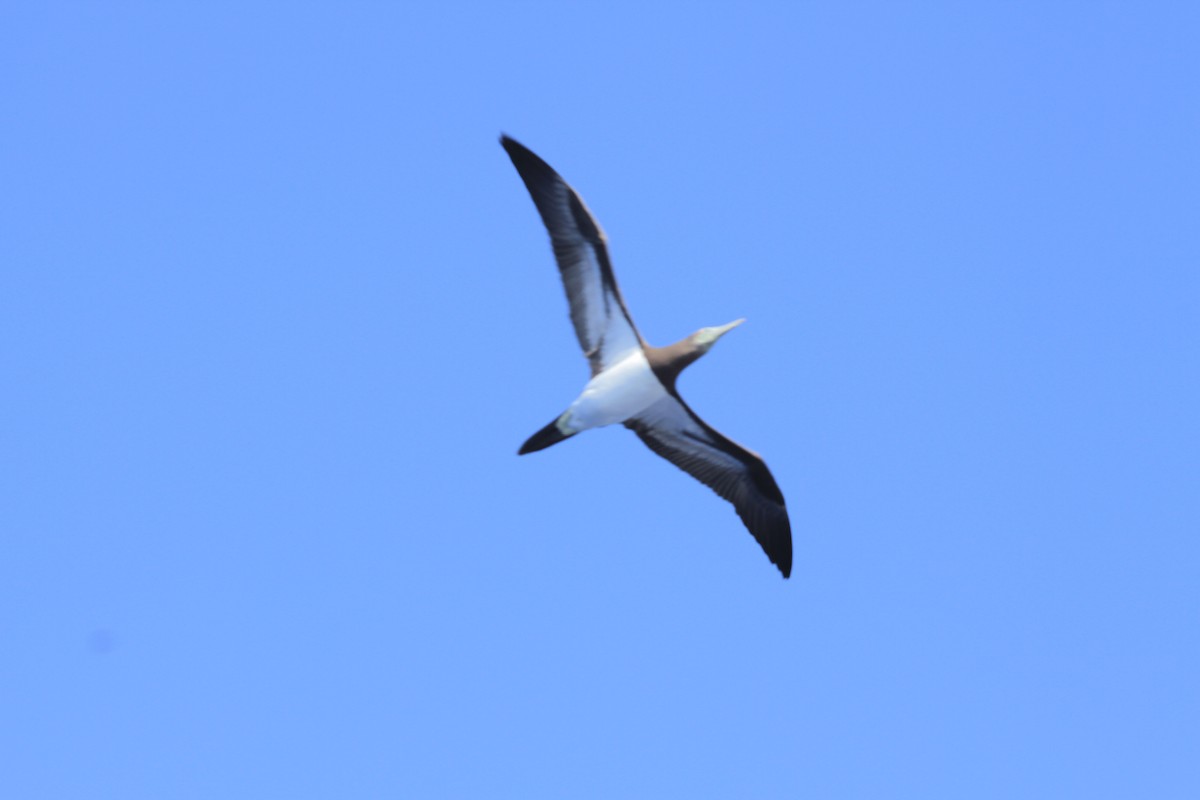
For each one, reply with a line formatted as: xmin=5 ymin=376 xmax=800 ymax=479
xmin=560 ymin=349 xmax=667 ymax=433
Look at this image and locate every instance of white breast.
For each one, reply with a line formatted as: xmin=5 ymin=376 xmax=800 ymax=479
xmin=561 ymin=349 xmax=667 ymax=433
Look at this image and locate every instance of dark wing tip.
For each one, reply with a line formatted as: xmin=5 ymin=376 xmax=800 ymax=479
xmin=499 ymin=134 xmax=560 ymax=183
xmin=732 ymin=459 xmax=792 ymax=578
xmin=730 ymin=460 xmax=792 ymax=578
xmin=774 ymin=525 xmax=793 ymax=578
xmin=747 ymin=503 xmax=792 ymax=579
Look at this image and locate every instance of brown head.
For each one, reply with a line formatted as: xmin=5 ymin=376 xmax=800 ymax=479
xmin=645 ymin=318 xmax=745 ymax=391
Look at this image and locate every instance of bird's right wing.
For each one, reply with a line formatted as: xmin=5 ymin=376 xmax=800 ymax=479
xmin=625 ymin=395 xmax=793 ymax=578
xmin=501 ymin=135 xmax=644 ymax=375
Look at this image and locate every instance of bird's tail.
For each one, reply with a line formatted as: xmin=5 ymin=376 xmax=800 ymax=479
xmin=518 ymin=414 xmax=575 ymax=455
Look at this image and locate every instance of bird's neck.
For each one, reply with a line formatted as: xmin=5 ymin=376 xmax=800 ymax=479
xmin=644 ymin=339 xmax=704 ymax=392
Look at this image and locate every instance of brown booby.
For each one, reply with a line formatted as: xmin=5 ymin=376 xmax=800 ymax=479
xmin=502 ymin=135 xmax=793 ymax=578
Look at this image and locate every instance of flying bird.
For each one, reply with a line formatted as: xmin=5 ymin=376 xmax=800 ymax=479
xmin=501 ymin=135 xmax=792 ymax=578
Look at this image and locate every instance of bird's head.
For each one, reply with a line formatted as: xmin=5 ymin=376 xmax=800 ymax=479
xmin=692 ymin=318 xmax=745 ymax=353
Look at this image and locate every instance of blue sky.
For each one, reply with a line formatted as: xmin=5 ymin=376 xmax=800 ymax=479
xmin=3 ymin=2 xmax=1197 ymax=797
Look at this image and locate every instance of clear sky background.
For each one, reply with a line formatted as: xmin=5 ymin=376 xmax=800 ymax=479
xmin=3 ymin=3 xmax=1198 ymax=797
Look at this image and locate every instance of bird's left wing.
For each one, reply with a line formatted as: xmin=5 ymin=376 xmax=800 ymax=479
xmin=625 ymin=395 xmax=793 ymax=578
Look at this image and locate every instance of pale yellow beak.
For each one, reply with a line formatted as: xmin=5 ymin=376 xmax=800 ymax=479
xmin=714 ymin=318 xmax=746 ymax=338
xmin=695 ymin=318 xmax=746 ymax=349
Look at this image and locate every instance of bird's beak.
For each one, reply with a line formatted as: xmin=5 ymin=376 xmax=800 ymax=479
xmin=713 ymin=318 xmax=746 ymax=339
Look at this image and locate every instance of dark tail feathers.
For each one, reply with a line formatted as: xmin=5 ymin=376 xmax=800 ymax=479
xmin=518 ymin=416 xmax=574 ymax=455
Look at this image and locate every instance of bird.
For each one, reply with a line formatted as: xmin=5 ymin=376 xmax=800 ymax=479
xmin=501 ymin=135 xmax=792 ymax=578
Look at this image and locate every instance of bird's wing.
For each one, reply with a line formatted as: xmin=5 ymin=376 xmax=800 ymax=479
xmin=625 ymin=394 xmax=793 ymax=578
xmin=501 ymin=135 xmax=644 ymax=375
